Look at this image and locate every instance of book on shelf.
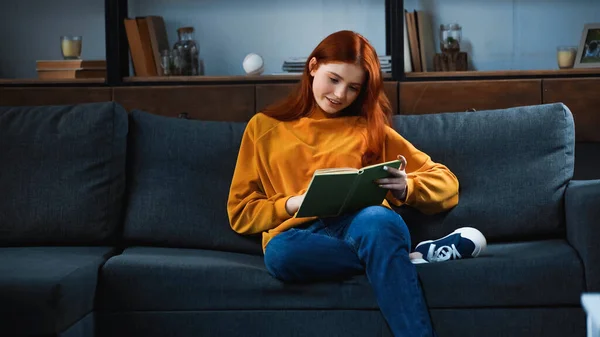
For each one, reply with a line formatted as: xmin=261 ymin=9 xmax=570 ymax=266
xmin=37 ymin=69 xmax=106 ymax=80
xmin=124 ymin=16 xmax=169 ymax=76
xmin=295 ymin=159 xmax=401 ymax=218
xmin=405 ymin=10 xmax=422 ymax=72
xmin=404 ymin=9 xmax=437 ymax=72
xmin=36 ymin=59 xmax=106 ymax=70
xmin=144 ymin=16 xmax=170 ymax=76
xmin=281 ymin=55 xmax=392 ymax=74
xmin=403 ymin=11 xmax=413 ymax=73
xmin=416 ymin=10 xmax=435 ymax=72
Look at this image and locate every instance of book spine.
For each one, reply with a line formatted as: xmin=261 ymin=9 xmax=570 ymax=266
xmin=337 ymin=170 xmax=363 ymax=215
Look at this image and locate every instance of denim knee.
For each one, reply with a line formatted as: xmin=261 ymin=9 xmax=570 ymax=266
xmin=263 ymin=232 xmax=295 ymax=281
xmin=349 ymin=206 xmax=411 ymax=249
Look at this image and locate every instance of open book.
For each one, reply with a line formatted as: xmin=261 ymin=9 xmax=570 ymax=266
xmin=295 ymin=159 xmax=402 ymax=218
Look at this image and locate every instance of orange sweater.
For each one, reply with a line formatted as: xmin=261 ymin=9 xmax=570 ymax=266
xmin=227 ymin=110 xmax=459 ymax=251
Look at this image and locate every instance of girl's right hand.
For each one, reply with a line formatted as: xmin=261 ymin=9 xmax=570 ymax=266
xmin=285 ymin=194 xmax=306 ymax=216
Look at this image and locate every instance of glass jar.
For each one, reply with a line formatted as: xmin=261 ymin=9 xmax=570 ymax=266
xmin=440 ymin=24 xmax=462 ymax=53
xmin=173 ymin=27 xmax=202 ymax=76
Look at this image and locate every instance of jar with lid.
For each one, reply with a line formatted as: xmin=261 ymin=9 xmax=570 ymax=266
xmin=440 ymin=23 xmax=462 ymax=53
xmin=173 ymin=26 xmax=202 ymax=76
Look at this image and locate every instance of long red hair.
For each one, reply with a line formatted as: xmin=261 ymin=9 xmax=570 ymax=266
xmin=261 ymin=30 xmax=392 ymax=166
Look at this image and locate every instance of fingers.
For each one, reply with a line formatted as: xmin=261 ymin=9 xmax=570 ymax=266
xmin=382 ymin=165 xmax=406 ymax=177
xmin=377 ymin=183 xmax=407 ymax=191
xmin=397 ymin=155 xmax=407 ymax=171
xmin=377 ymin=177 xmax=406 ymax=185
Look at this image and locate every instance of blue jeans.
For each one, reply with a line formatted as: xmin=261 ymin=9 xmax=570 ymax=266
xmin=264 ymin=206 xmax=435 ymax=337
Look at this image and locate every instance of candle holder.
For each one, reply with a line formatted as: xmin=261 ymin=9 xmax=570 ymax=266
xmin=557 ymin=46 xmax=577 ymax=69
xmin=60 ymin=36 xmax=82 ymax=60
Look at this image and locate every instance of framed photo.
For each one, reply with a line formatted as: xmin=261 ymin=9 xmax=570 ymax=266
xmin=574 ymin=23 xmax=600 ymax=68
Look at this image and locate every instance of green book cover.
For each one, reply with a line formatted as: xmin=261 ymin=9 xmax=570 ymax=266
xmin=295 ymin=159 xmax=401 ymax=218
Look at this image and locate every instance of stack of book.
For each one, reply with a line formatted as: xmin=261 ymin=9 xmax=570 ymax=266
xmin=36 ymin=60 xmax=106 ymax=80
xmin=281 ymin=55 xmax=392 ymax=74
xmin=380 ymin=55 xmax=392 ymax=73
xmin=124 ymin=15 xmax=170 ymax=76
xmin=404 ymin=10 xmax=436 ymax=72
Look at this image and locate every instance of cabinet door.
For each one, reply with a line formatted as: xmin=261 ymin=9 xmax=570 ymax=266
xmin=112 ymin=85 xmax=255 ymax=122
xmin=543 ymin=78 xmax=600 ymax=142
xmin=399 ymin=80 xmax=541 ymax=115
xmin=255 ymin=83 xmax=296 ymax=113
xmin=256 ymin=82 xmax=399 ymax=114
xmin=0 ymin=87 xmax=111 ymax=106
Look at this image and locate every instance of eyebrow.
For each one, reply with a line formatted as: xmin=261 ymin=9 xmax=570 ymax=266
xmin=329 ymin=72 xmax=362 ymax=87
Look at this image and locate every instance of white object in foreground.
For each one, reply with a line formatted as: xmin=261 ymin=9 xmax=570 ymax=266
xmin=582 ymin=293 xmax=600 ymax=337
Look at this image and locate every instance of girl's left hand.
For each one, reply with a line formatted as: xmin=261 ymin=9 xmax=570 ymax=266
xmin=376 ymin=155 xmax=408 ymax=201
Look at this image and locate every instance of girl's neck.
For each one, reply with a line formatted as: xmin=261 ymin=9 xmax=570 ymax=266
xmin=307 ymin=105 xmax=344 ymax=120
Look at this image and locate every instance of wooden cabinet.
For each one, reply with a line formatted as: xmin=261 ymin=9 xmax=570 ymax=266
xmin=0 ymin=87 xmax=111 ymax=106
xmin=256 ymin=82 xmax=399 ymax=114
xmin=543 ymin=78 xmax=600 ymax=142
xmin=255 ymin=83 xmax=297 ymax=113
xmin=399 ymin=80 xmax=541 ymax=115
xmin=112 ymin=85 xmax=255 ymax=121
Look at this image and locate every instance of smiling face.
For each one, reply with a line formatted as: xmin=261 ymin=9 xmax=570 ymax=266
xmin=309 ymin=59 xmax=366 ymax=115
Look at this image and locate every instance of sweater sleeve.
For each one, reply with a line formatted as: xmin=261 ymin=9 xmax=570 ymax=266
xmin=227 ymin=117 xmax=293 ymax=235
xmin=383 ymin=126 xmax=459 ymax=214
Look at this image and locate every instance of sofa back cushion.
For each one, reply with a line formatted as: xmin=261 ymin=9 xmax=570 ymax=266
xmin=0 ymin=102 xmax=128 ymax=245
xmin=393 ymin=103 xmax=574 ymax=243
xmin=123 ymin=110 xmax=261 ymax=254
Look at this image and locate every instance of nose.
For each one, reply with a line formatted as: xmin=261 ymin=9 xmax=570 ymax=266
xmin=333 ymin=86 xmax=347 ymax=100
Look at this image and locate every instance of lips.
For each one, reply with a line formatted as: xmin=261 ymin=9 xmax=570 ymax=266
xmin=326 ymin=97 xmax=342 ymax=105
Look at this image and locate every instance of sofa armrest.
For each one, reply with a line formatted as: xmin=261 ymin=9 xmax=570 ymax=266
xmin=565 ymin=179 xmax=600 ymax=292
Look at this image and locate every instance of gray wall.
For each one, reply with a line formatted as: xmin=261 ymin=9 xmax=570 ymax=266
xmin=0 ymin=0 xmax=106 ymax=79
xmin=405 ymin=0 xmax=600 ymax=71
xmin=0 ymin=0 xmax=599 ymax=78
xmin=128 ymin=0 xmax=386 ymax=76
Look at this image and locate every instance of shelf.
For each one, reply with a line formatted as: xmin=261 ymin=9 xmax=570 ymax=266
xmin=0 ymin=78 xmax=106 ymax=85
xmin=405 ymin=68 xmax=600 ymax=79
xmin=124 ymin=74 xmax=302 ymax=83
xmin=122 ymin=72 xmax=393 ymax=85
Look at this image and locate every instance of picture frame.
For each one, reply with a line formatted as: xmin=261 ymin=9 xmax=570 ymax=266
xmin=574 ymin=23 xmax=600 ymax=68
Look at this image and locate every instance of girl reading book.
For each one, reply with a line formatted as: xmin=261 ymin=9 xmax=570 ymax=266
xmin=227 ymin=30 xmax=478 ymax=337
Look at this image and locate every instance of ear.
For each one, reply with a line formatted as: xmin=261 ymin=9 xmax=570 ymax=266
xmin=308 ymin=57 xmax=318 ymax=76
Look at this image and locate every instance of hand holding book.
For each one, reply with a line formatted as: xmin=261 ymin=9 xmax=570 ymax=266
xmin=294 ymin=155 xmax=407 ymax=218
xmin=286 ymin=193 xmax=305 ymax=216
xmin=375 ymin=155 xmax=408 ymax=201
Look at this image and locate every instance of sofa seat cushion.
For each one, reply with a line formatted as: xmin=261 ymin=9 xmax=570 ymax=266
xmin=99 ymin=240 xmax=583 ymax=312
xmin=417 ymin=239 xmax=585 ymax=308
xmin=98 ymin=247 xmax=379 ymax=311
xmin=0 ymin=246 xmax=117 ymax=335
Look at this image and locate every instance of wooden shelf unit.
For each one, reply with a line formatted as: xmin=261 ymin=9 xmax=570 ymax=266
xmin=405 ymin=68 xmax=600 ymax=79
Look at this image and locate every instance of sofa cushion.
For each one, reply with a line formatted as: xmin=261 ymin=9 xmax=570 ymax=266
xmin=97 ymin=311 xmax=393 ymax=337
xmin=98 ymin=246 xmax=379 ymax=311
xmin=417 ymin=239 xmax=584 ymax=308
xmin=123 ymin=110 xmax=261 ymax=254
xmin=0 ymin=102 xmax=128 ymax=245
xmin=394 ymin=103 xmax=574 ymax=243
xmin=97 ymin=241 xmax=583 ymax=312
xmin=0 ymin=246 xmax=116 ymax=335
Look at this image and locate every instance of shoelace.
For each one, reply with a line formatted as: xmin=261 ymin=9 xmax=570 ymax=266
xmin=426 ymin=244 xmax=462 ymax=262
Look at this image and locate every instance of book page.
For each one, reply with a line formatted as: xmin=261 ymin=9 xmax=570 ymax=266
xmin=314 ymin=167 xmax=358 ymax=175
xmin=360 ymin=159 xmax=403 ymax=171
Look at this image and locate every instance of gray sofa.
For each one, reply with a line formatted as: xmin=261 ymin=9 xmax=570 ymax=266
xmin=0 ymin=101 xmax=598 ymax=337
